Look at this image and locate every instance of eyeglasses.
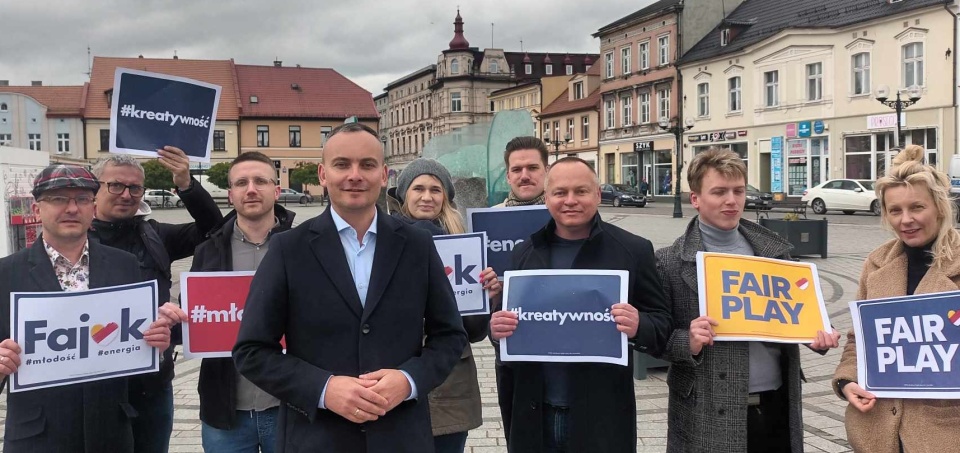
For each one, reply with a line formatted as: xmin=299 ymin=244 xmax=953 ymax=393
xmin=230 ymin=177 xmax=276 ymax=190
xmin=103 ymin=182 xmax=146 ymax=197
xmin=38 ymin=195 xmax=96 ymax=207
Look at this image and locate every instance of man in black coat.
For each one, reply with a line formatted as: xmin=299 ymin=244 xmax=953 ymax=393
xmin=0 ymin=164 xmax=172 ymax=452
xmin=489 ymin=157 xmax=671 ymax=453
xmin=233 ymin=123 xmax=466 ymax=453
xmin=88 ymin=148 xmax=222 ymax=453
xmin=187 ymin=151 xmax=295 ymax=451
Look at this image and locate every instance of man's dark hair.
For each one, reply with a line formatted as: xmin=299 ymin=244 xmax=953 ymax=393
xmin=504 ymin=136 xmax=548 ymax=167
xmin=229 ymin=151 xmax=276 ymax=184
xmin=328 ymin=122 xmax=380 ymax=141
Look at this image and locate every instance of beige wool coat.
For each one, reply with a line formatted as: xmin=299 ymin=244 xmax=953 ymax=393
xmin=834 ymin=239 xmax=960 ymax=453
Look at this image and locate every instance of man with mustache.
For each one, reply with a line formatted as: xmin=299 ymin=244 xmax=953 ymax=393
xmin=186 ymin=151 xmax=294 ymax=452
xmin=0 ymin=165 xmax=171 ymax=452
xmin=233 ymin=122 xmax=466 ymax=452
xmin=89 ymin=148 xmax=222 ymax=453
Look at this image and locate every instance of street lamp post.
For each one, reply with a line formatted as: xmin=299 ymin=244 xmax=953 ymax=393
xmin=544 ymin=134 xmax=572 ymax=163
xmin=875 ymin=85 xmax=921 ymax=148
xmin=658 ymin=117 xmax=695 ymax=218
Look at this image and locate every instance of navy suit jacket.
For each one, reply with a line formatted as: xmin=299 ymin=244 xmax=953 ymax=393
xmin=233 ymin=207 xmax=467 ymax=453
xmin=0 ymin=238 xmax=142 ymax=453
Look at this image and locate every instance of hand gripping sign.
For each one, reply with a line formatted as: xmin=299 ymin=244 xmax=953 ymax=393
xmin=696 ymin=252 xmax=831 ymax=343
xmin=180 ymin=271 xmax=256 ymax=359
xmin=850 ymin=291 xmax=960 ymax=399
xmin=467 ymin=206 xmax=552 ymax=276
xmin=110 ymin=67 xmax=222 ymax=162
xmin=500 ymin=269 xmax=629 ymax=366
xmin=432 ymin=233 xmax=489 ymax=316
xmin=10 ymin=281 xmax=159 ymax=392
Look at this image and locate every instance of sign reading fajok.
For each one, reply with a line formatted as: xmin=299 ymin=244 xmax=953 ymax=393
xmin=10 ymin=281 xmax=160 ymax=392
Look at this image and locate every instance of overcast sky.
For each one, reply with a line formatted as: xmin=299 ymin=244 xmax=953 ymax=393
xmin=1 ymin=0 xmax=654 ymax=95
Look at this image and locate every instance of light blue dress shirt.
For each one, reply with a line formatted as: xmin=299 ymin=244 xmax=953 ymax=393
xmin=319 ymin=208 xmax=418 ymax=409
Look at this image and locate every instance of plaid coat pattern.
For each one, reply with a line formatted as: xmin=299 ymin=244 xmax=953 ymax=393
xmin=655 ymin=217 xmax=805 ymax=453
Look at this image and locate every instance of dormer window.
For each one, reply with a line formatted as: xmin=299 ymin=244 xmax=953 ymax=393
xmin=546 ymin=65 xmax=553 ymax=75
xmin=451 ymin=59 xmax=460 ymax=75
xmin=574 ymin=81 xmax=584 ymax=100
xmin=490 ymin=60 xmax=499 ymax=73
xmin=720 ymin=29 xmax=731 ymax=47
xmin=525 ymin=64 xmax=532 ymax=75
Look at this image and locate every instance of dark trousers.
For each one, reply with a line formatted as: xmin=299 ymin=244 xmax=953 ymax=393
xmin=434 ymin=431 xmax=469 ymax=453
xmin=747 ymin=386 xmax=791 ymax=453
xmin=131 ymin=382 xmax=174 ymax=453
xmin=495 ymin=363 xmax=513 ymax=441
xmin=542 ymin=404 xmax=570 ymax=453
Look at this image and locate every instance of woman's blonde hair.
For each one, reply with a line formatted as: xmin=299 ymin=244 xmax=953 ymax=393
xmin=400 ymin=175 xmax=466 ymax=234
xmin=876 ymin=144 xmax=960 ymax=267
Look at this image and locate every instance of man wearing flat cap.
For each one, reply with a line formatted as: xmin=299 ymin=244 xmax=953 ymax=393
xmin=0 ymin=164 xmax=173 ymax=453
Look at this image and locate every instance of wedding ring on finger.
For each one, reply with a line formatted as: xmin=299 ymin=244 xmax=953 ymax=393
xmin=354 ymin=408 xmax=360 ymax=417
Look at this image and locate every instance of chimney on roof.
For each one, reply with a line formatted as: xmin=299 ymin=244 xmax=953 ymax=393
xmin=31 ymin=81 xmax=42 ymax=86
xmin=291 ymin=83 xmax=301 ymax=90
xmin=274 ymin=60 xmax=282 ymax=67
xmin=138 ymin=54 xmax=144 ymax=58
xmin=0 ymin=80 xmax=8 ymax=86
xmin=173 ymin=55 xmax=178 ymax=60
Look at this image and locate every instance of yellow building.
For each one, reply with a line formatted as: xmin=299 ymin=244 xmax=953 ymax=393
xmin=538 ymin=65 xmax=602 ymax=167
xmin=679 ymin=0 xmax=956 ymax=196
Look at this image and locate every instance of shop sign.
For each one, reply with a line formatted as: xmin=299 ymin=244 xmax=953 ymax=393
xmin=867 ymin=113 xmax=906 ymax=130
xmin=798 ymin=121 xmax=812 ymax=137
xmin=813 ymin=120 xmax=825 ymax=134
xmin=771 ymin=137 xmax=784 ymax=193
xmin=689 ymin=135 xmax=701 ymax=143
xmin=786 ymin=123 xmax=797 ymax=138
xmin=737 ymin=130 xmax=748 ymax=137
xmin=724 ymin=131 xmax=737 ymax=140
xmin=788 ymin=139 xmax=808 ymax=156
xmin=633 ymin=141 xmax=653 ymax=152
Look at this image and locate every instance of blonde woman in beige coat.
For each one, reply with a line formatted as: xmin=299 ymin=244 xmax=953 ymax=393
xmin=833 ymin=145 xmax=960 ymax=453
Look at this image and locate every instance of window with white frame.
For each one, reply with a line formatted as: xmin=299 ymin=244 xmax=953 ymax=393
xmin=852 ymin=52 xmax=871 ymax=95
xmin=605 ymin=52 xmax=614 ymax=78
xmin=639 ymin=92 xmax=651 ymax=123
xmin=605 ymin=99 xmax=615 ymax=129
xmin=581 ymin=116 xmax=589 ymax=140
xmin=553 ymin=121 xmax=560 ymax=141
xmin=451 ymin=92 xmax=462 ymax=112
xmin=621 ymin=95 xmax=632 ymax=126
xmin=658 ymin=36 xmax=670 ymax=66
xmin=807 ymin=62 xmax=822 ymax=101
xmin=764 ymin=70 xmax=779 ymax=107
xmin=28 ymin=133 xmax=40 ymax=151
xmin=621 ymin=47 xmax=631 ymax=75
xmin=490 ymin=60 xmax=499 ymax=73
xmin=728 ymin=76 xmax=742 ymax=112
xmin=567 ymin=118 xmax=575 ymax=140
xmin=697 ymin=83 xmax=709 ymax=117
xmin=546 ymin=65 xmax=553 ymax=75
xmin=573 ymin=81 xmax=584 ymax=100
xmin=451 ymin=59 xmax=460 ymax=75
xmin=543 ymin=122 xmax=550 ymax=139
xmin=639 ymin=42 xmax=649 ymax=69
xmin=657 ymin=88 xmax=670 ymax=119
xmin=566 ymin=64 xmax=573 ymax=75
xmin=720 ymin=29 xmax=730 ymax=47
xmin=525 ymin=64 xmax=532 ymax=75
xmin=57 ymin=133 xmax=69 ymax=153
xmin=902 ymin=42 xmax=924 ymax=87
xmin=0 ymin=103 xmax=7 ymax=112
xmin=0 ymin=133 xmax=10 ymax=145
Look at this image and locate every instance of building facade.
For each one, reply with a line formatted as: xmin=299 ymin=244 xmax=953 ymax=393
xmin=593 ymin=0 xmax=745 ymax=195
xmin=538 ymin=65 xmax=602 ymax=168
xmin=235 ymin=62 xmax=378 ymax=189
xmin=382 ymin=65 xmax=435 ymax=180
xmin=0 ymin=83 xmax=86 ymax=162
xmin=679 ymin=0 xmax=956 ymax=196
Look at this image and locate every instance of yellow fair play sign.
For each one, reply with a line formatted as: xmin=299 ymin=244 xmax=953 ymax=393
xmin=696 ymin=252 xmax=831 ymax=343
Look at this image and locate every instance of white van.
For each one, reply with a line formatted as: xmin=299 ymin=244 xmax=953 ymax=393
xmin=197 ymin=174 xmax=230 ymax=204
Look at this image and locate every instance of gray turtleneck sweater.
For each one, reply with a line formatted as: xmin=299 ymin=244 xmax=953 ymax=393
xmin=699 ymin=220 xmax=783 ymax=393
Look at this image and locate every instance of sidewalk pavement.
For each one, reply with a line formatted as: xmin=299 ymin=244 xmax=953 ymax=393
xmin=0 ymin=209 xmax=895 ymax=452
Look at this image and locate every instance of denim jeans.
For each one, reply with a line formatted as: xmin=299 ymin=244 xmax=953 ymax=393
xmin=434 ymin=431 xmax=469 ymax=453
xmin=131 ymin=382 xmax=174 ymax=453
xmin=202 ymin=407 xmax=279 ymax=453
xmin=543 ymin=404 xmax=570 ymax=453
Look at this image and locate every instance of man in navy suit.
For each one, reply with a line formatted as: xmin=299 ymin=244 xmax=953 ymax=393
xmin=233 ymin=123 xmax=467 ymax=453
xmin=0 ymin=164 xmax=172 ymax=452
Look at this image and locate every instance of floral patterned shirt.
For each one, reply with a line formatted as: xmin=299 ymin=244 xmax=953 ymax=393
xmin=43 ymin=240 xmax=90 ymax=292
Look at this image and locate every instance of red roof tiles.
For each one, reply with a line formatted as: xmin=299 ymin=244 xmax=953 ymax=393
xmin=235 ymin=64 xmax=378 ymax=119
xmin=0 ymin=85 xmax=86 ymax=116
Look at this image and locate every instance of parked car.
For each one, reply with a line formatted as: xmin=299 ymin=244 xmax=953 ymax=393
xmin=143 ymin=189 xmax=182 ymax=208
xmin=600 ymin=184 xmax=646 ymax=207
xmin=745 ymin=184 xmax=773 ymax=210
xmin=278 ymin=188 xmax=313 ymax=205
xmin=801 ymin=179 xmax=879 ymax=215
